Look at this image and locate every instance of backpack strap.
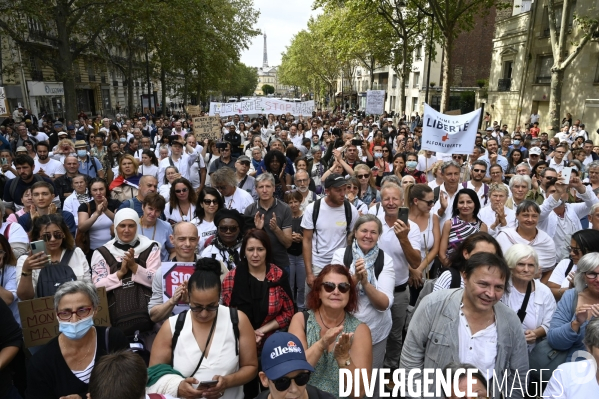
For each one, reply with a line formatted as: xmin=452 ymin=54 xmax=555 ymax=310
xmin=9 ymin=178 xmax=19 ymax=201
xmin=462 ymin=182 xmax=468 ymax=189
xmin=374 ymin=250 xmax=385 ymax=279
xmin=127 ymin=198 xmax=135 ymax=210
xmin=303 ymin=310 xmax=310 ymax=336
xmin=3 ymin=223 xmax=10 ymax=241
xmin=482 ymin=183 xmax=489 ymax=206
xmin=433 ymin=186 xmax=440 ymax=204
xmin=96 ymin=246 xmax=120 ymax=273
xmin=376 ymin=202 xmax=381 ymax=214
xmin=168 ymin=157 xmax=174 ymax=167
xmin=516 ymin=281 xmax=532 ymax=323
xmin=449 ymin=267 xmax=461 ymax=289
xmin=564 ymin=259 xmax=575 ymax=277
xmin=342 ymin=246 xmax=352 ymax=268
xmin=343 ymin=199 xmax=352 ymax=236
xmin=170 ymin=310 xmax=188 ymax=366
xmin=312 ymin=198 xmax=321 ymax=254
xmin=60 ymin=249 xmax=75 ymax=266
xmin=230 ymin=307 xmax=240 ymax=356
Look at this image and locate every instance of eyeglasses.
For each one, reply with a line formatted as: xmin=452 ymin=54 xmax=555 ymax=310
xmin=585 ymin=272 xmax=599 ymax=280
xmin=322 ymin=282 xmax=351 ymax=293
xmin=382 ymin=149 xmax=389 ymax=152
xmin=417 ymin=198 xmax=435 ymax=206
xmin=473 ymin=169 xmax=486 ymax=173
xmin=57 ymin=307 xmax=93 ymax=321
xmin=203 ymin=199 xmax=218 ymax=205
xmin=219 ymin=226 xmax=239 ymax=233
xmin=175 ymin=188 xmax=189 ymax=194
xmin=189 ymin=304 xmax=219 ymax=313
xmin=295 ymin=178 xmax=309 ymax=184
xmin=452 ymin=156 xmax=462 ymax=160
xmin=238 ymin=161 xmax=250 ymax=166
xmin=567 ymin=246 xmax=582 ymax=256
xmin=41 ymin=231 xmax=65 ymax=242
xmin=273 ymin=372 xmax=311 ymax=391
xmin=356 ymin=174 xmax=370 ymax=179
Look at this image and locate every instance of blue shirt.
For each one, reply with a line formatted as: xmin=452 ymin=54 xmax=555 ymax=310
xmin=18 ymin=211 xmax=77 ymax=238
xmin=117 ymin=197 xmax=143 ymax=218
xmin=479 ymin=154 xmax=508 ymax=178
xmin=78 ymin=156 xmax=102 ymax=178
xmin=137 ymin=218 xmax=173 ymax=261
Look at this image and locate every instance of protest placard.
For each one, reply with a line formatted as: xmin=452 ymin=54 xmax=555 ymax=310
xmin=187 ymin=105 xmax=202 ymax=117
xmin=0 ymin=87 xmax=8 ymax=117
xmin=209 ymin=98 xmax=315 ymax=117
xmin=193 ymin=116 xmax=221 ymax=142
xmin=421 ymin=103 xmax=481 ymax=154
xmin=161 ymin=262 xmax=195 ymax=315
xmin=18 ymin=287 xmax=110 ymax=348
xmin=365 ymin=90 xmax=385 ymax=115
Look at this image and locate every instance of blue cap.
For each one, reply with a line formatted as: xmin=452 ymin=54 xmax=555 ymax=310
xmin=261 ymin=332 xmax=314 ymax=380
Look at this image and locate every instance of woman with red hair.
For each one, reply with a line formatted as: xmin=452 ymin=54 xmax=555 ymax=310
xmin=288 ymin=264 xmax=373 ymax=398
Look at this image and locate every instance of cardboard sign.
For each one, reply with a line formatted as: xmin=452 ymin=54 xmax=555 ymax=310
xmin=193 ymin=116 xmax=221 ymax=142
xmin=18 ymin=287 xmax=110 ymax=348
xmin=161 ymin=262 xmax=195 ymax=315
xmin=186 ymin=105 xmax=202 ymax=117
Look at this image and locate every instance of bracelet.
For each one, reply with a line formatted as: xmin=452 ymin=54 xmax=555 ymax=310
xmin=21 ymin=271 xmax=32 ymax=277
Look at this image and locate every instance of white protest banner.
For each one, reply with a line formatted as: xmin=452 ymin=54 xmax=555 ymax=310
xmin=421 ymin=103 xmax=481 ymax=154
xmin=0 ymin=87 xmax=8 ymax=116
xmin=365 ymin=90 xmax=385 ymax=115
xmin=209 ymin=98 xmax=314 ymax=117
xmin=161 ymin=262 xmax=195 ymax=315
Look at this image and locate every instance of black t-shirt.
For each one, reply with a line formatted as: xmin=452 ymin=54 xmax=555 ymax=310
xmin=3 ymin=175 xmax=55 ymax=205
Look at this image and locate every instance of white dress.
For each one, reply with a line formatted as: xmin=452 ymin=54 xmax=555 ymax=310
xmin=169 ymin=306 xmax=243 ymax=399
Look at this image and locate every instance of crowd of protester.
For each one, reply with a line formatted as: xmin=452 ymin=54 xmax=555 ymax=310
xmin=0 ymin=109 xmax=598 ymax=399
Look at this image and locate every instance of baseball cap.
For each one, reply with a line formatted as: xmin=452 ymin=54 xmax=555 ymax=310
xmin=54 ymin=121 xmax=63 ymax=128
xmin=529 ymin=147 xmax=542 ymax=155
xmin=325 ymin=173 xmax=348 ymax=189
xmin=261 ymin=332 xmax=314 ymax=380
xmin=170 ymin=139 xmax=183 ymax=147
xmin=67 ymin=125 xmax=75 ymax=130
xmin=16 ymin=146 xmax=27 ymax=153
xmin=236 ymin=155 xmax=251 ymax=163
xmin=58 ymin=131 xmax=68 ymax=136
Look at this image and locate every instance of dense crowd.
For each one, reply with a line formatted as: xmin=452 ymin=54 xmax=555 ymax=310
xmin=0 ymin=108 xmax=599 ymax=399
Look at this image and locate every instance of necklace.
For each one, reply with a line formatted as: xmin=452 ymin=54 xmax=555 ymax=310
xmin=62 ymin=327 xmax=95 ymax=370
xmin=140 ymin=217 xmax=157 ymax=240
xmin=318 ymin=309 xmax=345 ymax=330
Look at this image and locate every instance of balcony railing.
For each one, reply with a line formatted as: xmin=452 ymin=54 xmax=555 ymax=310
xmin=497 ymin=78 xmax=512 ymax=91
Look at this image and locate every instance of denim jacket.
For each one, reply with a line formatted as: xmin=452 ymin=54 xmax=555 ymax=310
xmin=400 ymin=289 xmax=529 ymax=399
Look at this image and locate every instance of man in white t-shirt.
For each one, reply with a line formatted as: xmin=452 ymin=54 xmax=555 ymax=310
xmin=185 ymin=134 xmax=206 ymax=192
xmin=301 ymin=174 xmax=359 ymax=293
xmin=157 ymin=139 xmax=198 ymax=186
xmin=210 ymin=166 xmax=253 ymax=214
xmin=34 ymin=142 xmax=64 ymax=179
xmin=417 ymin=151 xmax=437 ymax=182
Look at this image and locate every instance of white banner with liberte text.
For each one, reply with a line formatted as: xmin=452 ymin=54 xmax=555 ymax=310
xmin=209 ymin=98 xmax=314 ymax=117
xmin=421 ymin=103 xmax=480 ymax=154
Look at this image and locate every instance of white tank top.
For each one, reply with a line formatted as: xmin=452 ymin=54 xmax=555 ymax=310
xmin=169 ymin=305 xmax=243 ymax=399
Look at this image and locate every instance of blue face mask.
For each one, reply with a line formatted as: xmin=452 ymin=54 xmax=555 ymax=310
xmin=406 ymin=160 xmax=418 ymax=170
xmin=513 ymin=140 xmax=520 ymax=145
xmin=120 ymin=138 xmax=126 ymax=143
xmin=59 ymin=315 xmax=94 ymax=340
xmin=77 ymin=150 xmax=87 ymax=157
xmin=374 ymin=152 xmax=383 ymax=158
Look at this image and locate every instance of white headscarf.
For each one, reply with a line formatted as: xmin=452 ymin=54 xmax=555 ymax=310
xmin=103 ymin=208 xmax=157 ymax=258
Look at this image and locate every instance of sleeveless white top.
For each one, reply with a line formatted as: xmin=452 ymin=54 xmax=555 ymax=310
xmin=169 ymin=305 xmax=242 ymax=399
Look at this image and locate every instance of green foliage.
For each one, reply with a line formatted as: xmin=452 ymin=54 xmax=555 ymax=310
xmin=221 ymin=63 xmax=258 ymax=97
xmin=261 ymin=84 xmax=275 ymax=95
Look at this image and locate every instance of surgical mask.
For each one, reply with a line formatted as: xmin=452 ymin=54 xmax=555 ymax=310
xmin=120 ymin=138 xmax=126 ymax=142
xmin=59 ymin=315 xmax=94 ymax=340
xmin=513 ymin=140 xmax=520 ymax=145
xmin=77 ymin=150 xmax=87 ymax=157
xmin=374 ymin=152 xmax=383 ymax=159
xmin=406 ymin=161 xmax=418 ymax=170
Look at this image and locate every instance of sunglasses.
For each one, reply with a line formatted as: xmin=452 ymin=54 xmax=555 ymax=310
xmin=356 ymin=174 xmax=370 ymax=179
xmin=189 ymin=304 xmax=219 ymax=313
xmin=57 ymin=306 xmax=92 ymax=321
xmin=452 ymin=156 xmax=462 ymax=160
xmin=175 ymin=188 xmax=189 ymax=194
xmin=567 ymin=246 xmax=582 ymax=256
xmin=203 ymin=199 xmax=218 ymax=205
xmin=41 ymin=231 xmax=65 ymax=242
xmin=322 ymin=281 xmax=351 ymax=293
xmin=273 ymin=372 xmax=311 ymax=391
xmin=473 ymin=169 xmax=486 ymax=173
xmin=219 ymin=226 xmax=239 ymax=233
xmin=417 ymin=198 xmax=435 ymax=206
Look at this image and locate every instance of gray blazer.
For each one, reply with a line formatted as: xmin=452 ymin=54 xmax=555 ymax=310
xmin=399 ymin=288 xmax=529 ymax=399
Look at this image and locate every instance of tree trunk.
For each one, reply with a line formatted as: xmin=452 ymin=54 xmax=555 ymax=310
xmin=161 ymin=63 xmax=167 ymax=115
xmin=440 ymin=33 xmax=454 ymax=114
xmin=183 ymin=73 xmax=188 ymax=107
xmin=55 ymin=21 xmax=76 ymax=121
xmin=399 ymin=39 xmax=409 ymax=117
xmin=548 ymin=68 xmax=564 ymax=136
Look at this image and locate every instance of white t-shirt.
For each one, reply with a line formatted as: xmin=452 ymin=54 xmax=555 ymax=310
xmin=458 ymin=307 xmax=497 ymax=381
xmin=188 ymin=156 xmax=206 ymax=190
xmin=548 ymin=258 xmax=576 ymax=288
xmin=300 ymin=200 xmax=359 ymax=272
xmin=34 ymin=158 xmax=64 ymax=178
xmin=139 ymin=163 xmax=159 ymax=179
xmin=418 ymin=155 xmax=437 ymax=182
xmin=192 ymin=218 xmax=216 ymax=252
xmin=165 ymin=203 xmax=196 ymax=223
xmin=223 ymin=187 xmax=254 ymax=214
xmin=0 ymin=222 xmax=29 ymax=243
xmin=543 ymin=360 xmax=599 ymax=398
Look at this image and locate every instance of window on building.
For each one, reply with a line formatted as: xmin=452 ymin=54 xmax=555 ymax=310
xmin=73 ymin=61 xmax=81 ymax=83
xmin=535 ymin=55 xmax=553 ymax=84
xmin=86 ymin=60 xmax=95 ymax=82
xmin=413 ymin=97 xmax=419 ymax=112
xmin=392 ymin=74 xmax=397 ymax=88
xmin=413 ymin=72 xmax=420 ymax=88
xmin=595 ymin=56 xmax=599 ymax=83
xmin=29 ymin=55 xmax=43 ymax=81
xmin=542 ymin=2 xmax=576 ymax=37
xmin=415 ymin=46 xmax=422 ymax=60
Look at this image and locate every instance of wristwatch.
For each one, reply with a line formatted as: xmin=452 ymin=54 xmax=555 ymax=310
xmin=21 ymin=271 xmax=31 ymax=277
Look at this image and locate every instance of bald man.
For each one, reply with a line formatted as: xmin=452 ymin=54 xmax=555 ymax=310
xmin=117 ymin=175 xmax=158 ymax=217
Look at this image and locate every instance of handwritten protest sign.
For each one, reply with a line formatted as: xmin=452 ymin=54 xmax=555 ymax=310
xmin=209 ymin=98 xmax=315 ymax=117
xmin=187 ymin=105 xmax=202 ymax=117
xmin=421 ymin=103 xmax=480 ymax=154
xmin=365 ymin=90 xmax=385 ymax=115
xmin=161 ymin=262 xmax=195 ymax=315
xmin=193 ymin=116 xmax=221 ymax=142
xmin=18 ymin=287 xmax=110 ymax=348
xmin=0 ymin=87 xmax=8 ymax=117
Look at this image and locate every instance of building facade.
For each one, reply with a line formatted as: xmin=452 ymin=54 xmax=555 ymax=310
xmin=487 ymin=0 xmax=599 ymax=134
